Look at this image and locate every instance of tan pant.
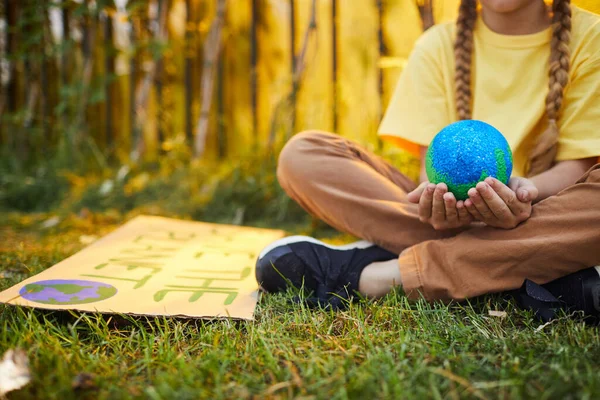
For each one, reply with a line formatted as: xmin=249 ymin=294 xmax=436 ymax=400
xmin=277 ymin=131 xmax=600 ymax=302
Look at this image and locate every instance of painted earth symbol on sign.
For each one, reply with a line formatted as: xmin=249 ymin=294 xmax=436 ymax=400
xmin=19 ymin=279 xmax=117 ymax=305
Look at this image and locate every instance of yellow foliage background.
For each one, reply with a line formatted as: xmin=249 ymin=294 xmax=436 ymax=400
xmin=9 ymin=0 xmax=595 ymax=163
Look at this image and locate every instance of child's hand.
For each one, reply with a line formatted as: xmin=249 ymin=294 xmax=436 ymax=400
xmin=407 ymin=182 xmax=473 ymax=230
xmin=464 ymin=177 xmax=539 ymax=229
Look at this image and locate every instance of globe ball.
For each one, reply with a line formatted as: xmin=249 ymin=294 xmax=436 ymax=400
xmin=425 ymin=120 xmax=513 ymax=201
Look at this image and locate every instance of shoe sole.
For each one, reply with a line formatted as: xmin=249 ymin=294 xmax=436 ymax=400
xmin=258 ymin=235 xmax=375 ymax=260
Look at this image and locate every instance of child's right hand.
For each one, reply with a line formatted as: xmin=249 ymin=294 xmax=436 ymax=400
xmin=407 ymin=182 xmax=473 ymax=230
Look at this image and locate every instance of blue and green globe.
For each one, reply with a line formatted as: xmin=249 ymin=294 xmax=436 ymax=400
xmin=426 ymin=120 xmax=513 ymax=201
xmin=19 ymin=279 xmax=117 ymax=305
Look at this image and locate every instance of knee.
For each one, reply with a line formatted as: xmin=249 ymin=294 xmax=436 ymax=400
xmin=277 ymin=130 xmax=333 ymax=185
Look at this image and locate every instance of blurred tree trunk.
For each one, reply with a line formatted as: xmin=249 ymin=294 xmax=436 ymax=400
xmin=267 ymin=0 xmax=317 ymax=148
xmin=131 ymin=0 xmax=169 ymax=162
xmin=60 ymin=0 xmax=73 ymax=155
xmin=193 ymin=0 xmax=227 ymax=159
xmin=73 ymin=0 xmax=108 ymax=168
xmin=104 ymin=1 xmax=115 ymax=152
xmin=1 ymin=0 xmax=18 ymax=148
xmin=40 ymin=0 xmax=51 ymax=146
xmin=184 ymin=0 xmax=193 ymax=145
xmin=155 ymin=0 xmax=166 ymax=149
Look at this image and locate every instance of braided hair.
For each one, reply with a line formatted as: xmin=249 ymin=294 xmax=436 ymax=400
xmin=453 ymin=0 xmax=572 ymax=176
xmin=454 ymin=0 xmax=477 ymax=120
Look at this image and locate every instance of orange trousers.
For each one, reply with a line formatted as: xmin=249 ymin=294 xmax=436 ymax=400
xmin=276 ymin=131 xmax=600 ymax=302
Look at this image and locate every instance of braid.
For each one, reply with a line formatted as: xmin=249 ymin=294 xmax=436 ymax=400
xmin=546 ymin=0 xmax=572 ymax=121
xmin=527 ymin=0 xmax=572 ymax=176
xmin=454 ymin=0 xmax=477 ymax=120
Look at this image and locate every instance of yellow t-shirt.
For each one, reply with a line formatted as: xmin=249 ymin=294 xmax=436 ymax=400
xmin=378 ymin=6 xmax=600 ymax=177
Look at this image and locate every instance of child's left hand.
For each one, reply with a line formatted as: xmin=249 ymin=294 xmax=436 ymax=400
xmin=464 ymin=177 xmax=539 ymax=229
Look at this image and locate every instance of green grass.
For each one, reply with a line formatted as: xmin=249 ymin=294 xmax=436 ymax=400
xmin=1 ymin=156 xmax=599 ymax=399
xmin=1 ymin=212 xmax=600 ymax=399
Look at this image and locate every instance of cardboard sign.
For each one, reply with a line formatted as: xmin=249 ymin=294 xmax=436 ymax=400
xmin=0 ymin=216 xmax=285 ymax=320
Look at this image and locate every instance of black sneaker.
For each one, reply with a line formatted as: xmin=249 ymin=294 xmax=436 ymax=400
xmin=513 ymin=266 xmax=600 ymax=323
xmin=255 ymin=236 xmax=398 ymax=308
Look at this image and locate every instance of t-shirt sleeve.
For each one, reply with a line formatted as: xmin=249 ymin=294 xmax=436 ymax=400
xmin=556 ymin=57 xmax=600 ymax=161
xmin=377 ymin=25 xmax=453 ymax=155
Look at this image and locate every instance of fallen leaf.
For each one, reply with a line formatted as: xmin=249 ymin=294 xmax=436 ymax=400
xmin=0 ymin=349 xmax=31 ymax=397
xmin=488 ymin=310 xmax=507 ymax=318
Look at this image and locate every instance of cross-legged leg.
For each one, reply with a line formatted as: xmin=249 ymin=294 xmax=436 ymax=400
xmin=276 ymin=130 xmax=600 ymax=304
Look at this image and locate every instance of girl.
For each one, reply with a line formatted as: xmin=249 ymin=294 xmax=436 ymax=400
xmin=255 ymin=0 xmax=600 ymax=313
